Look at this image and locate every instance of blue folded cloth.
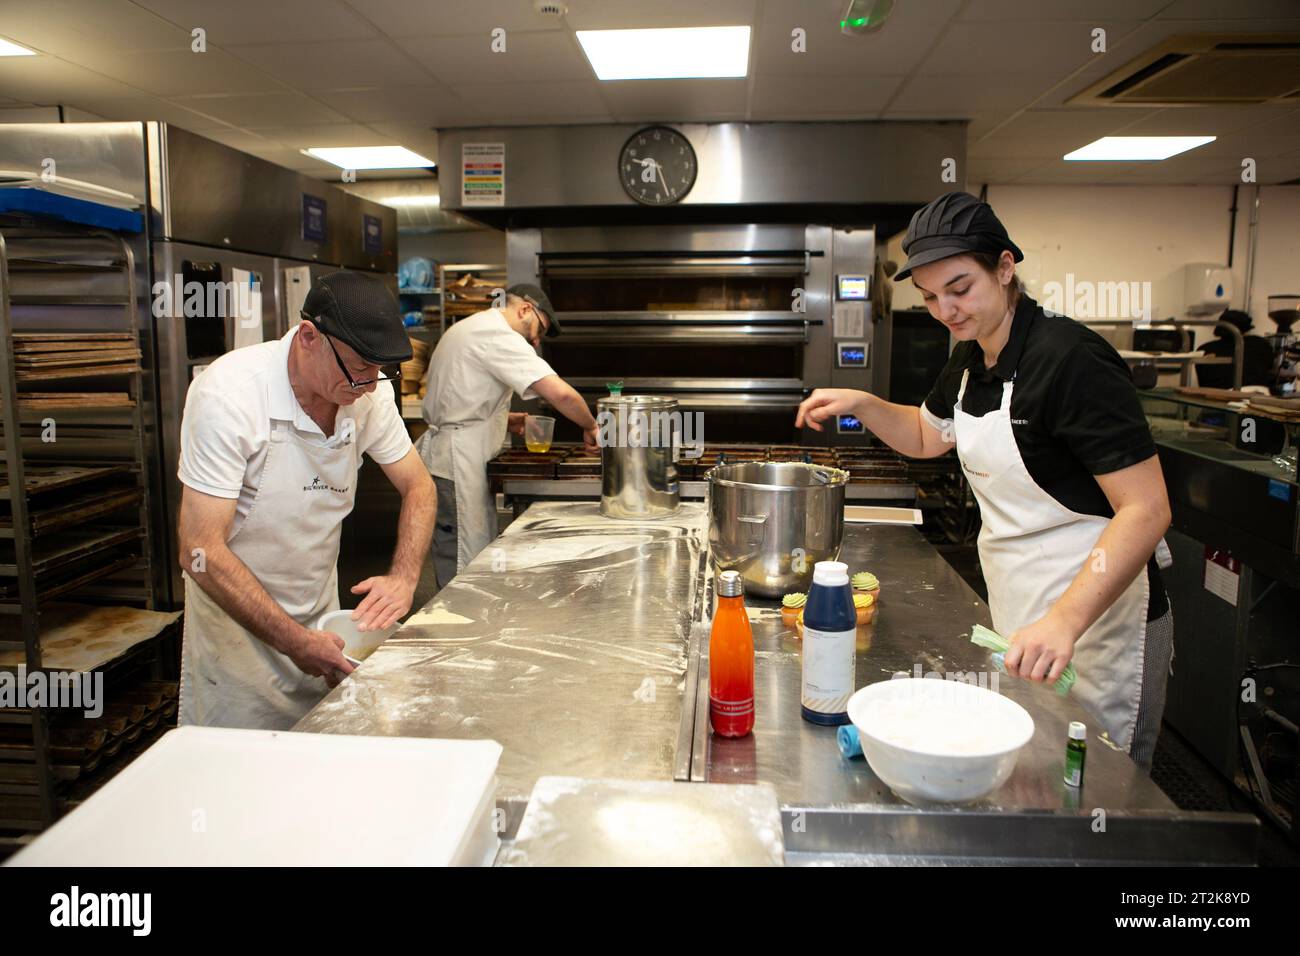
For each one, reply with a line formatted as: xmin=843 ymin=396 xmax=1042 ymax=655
xmin=838 ymin=724 xmax=863 ymax=759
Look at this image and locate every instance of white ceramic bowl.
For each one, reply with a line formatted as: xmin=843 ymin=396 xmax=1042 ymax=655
xmin=316 ymin=609 xmax=399 ymax=665
xmin=847 ymin=677 xmax=1035 ymax=804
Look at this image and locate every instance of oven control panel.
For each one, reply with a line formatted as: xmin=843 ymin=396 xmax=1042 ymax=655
xmin=836 ymin=273 xmax=870 ymax=300
xmin=836 ymin=414 xmax=866 ymax=434
xmin=836 ymin=341 xmax=868 ymax=368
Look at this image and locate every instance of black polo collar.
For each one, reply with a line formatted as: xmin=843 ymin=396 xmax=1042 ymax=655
xmin=966 ymin=292 xmax=1037 ymax=384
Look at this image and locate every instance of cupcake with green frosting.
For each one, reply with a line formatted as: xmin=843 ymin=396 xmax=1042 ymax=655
xmin=781 ymin=592 xmax=807 ymax=627
xmin=852 ymin=571 xmax=881 ymax=602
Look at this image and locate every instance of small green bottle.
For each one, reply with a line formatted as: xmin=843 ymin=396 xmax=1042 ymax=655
xmin=1064 ymin=720 xmax=1087 ymax=787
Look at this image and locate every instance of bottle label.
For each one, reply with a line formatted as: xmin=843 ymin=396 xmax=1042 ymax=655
xmin=801 ymin=626 xmax=856 ymax=714
xmin=710 ymin=697 xmax=754 ymax=718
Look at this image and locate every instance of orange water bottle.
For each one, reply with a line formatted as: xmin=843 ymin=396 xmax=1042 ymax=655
xmin=710 ymin=570 xmax=755 ymax=737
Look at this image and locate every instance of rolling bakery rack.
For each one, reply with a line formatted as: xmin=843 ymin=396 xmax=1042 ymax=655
xmin=0 ymin=193 xmax=180 ymax=847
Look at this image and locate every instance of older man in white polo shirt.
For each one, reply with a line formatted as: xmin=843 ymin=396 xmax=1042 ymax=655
xmin=177 ymin=271 xmax=435 ymax=730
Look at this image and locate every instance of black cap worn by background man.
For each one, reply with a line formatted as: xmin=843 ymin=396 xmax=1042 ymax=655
xmin=894 ymin=191 xmax=1024 ymax=282
xmin=507 ymin=282 xmax=562 ymax=338
xmin=301 ymin=271 xmax=413 ymax=365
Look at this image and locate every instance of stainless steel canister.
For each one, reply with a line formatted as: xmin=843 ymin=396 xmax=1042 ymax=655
xmin=597 ymin=395 xmax=681 ymax=519
xmin=707 ymin=461 xmax=848 ymax=598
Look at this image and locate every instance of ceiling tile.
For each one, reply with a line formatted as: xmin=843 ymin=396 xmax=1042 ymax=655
xmin=245 ymin=124 xmax=398 ymax=148
xmin=1156 ymin=0 xmax=1300 ymax=18
xmin=973 ymin=108 xmax=1159 ymax=157
xmin=70 ymin=48 xmax=287 ymax=97
xmin=0 ymin=0 xmax=192 ymax=54
xmin=225 ymin=39 xmax=435 ymax=89
xmin=131 ymin=0 xmax=379 ymax=44
xmin=752 ymin=0 xmax=963 ymax=77
xmin=394 ymin=30 xmax=592 ymax=85
xmin=750 ymin=74 xmax=903 ymax=118
xmin=600 ymin=80 xmax=750 ymax=123
xmin=449 ymin=81 xmax=612 ymax=123
xmin=311 ymin=87 xmax=478 ymax=126
xmin=961 ymin=0 xmax=1171 ymax=19
xmin=890 ymin=74 xmax=1047 ymax=114
xmin=344 ymin=0 xmax=566 ymax=37
xmin=921 ymin=19 xmax=1139 ymax=79
xmin=62 ymin=93 xmax=234 ymax=130
xmin=1116 ymin=106 xmax=1291 ymax=137
xmin=0 ymin=56 xmax=140 ymax=103
xmin=170 ymin=92 xmax=350 ymax=126
xmin=563 ymin=0 xmax=758 ymax=29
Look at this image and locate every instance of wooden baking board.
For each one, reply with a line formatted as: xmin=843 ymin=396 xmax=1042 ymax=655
xmin=0 ymin=603 xmax=181 ymax=672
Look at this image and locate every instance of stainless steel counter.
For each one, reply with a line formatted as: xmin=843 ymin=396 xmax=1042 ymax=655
xmin=694 ymin=522 xmax=1173 ymax=812
xmin=296 ymin=502 xmax=708 ymax=797
xmin=298 ymin=501 xmax=1260 ymax=864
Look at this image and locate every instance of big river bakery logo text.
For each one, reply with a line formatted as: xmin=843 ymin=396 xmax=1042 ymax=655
xmin=50 ymin=886 xmax=151 ymax=936
xmin=303 ymin=476 xmax=348 ymax=493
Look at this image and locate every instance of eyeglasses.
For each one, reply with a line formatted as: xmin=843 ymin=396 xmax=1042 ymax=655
xmin=305 ymin=317 xmax=399 ymax=389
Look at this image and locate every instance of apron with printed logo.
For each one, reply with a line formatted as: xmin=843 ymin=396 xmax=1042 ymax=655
xmin=953 ymin=369 xmax=1148 ymax=751
xmin=179 ymin=417 xmax=359 ymax=729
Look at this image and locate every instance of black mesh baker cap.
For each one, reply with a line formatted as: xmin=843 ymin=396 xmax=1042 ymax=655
xmin=301 ymin=271 xmax=412 ymax=365
xmin=894 ymin=192 xmax=1024 ymax=282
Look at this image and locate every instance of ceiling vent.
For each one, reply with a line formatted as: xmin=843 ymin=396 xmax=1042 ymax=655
xmin=1068 ymin=34 xmax=1300 ymax=107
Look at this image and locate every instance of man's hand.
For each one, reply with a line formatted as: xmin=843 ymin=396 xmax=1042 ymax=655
xmin=287 ymin=628 xmax=354 ymax=687
xmin=795 ymin=388 xmax=869 ymax=432
xmin=583 ymin=425 xmax=600 ymax=454
xmin=1003 ymin=611 xmax=1079 ymax=685
xmin=350 ymin=574 xmax=416 ymax=632
xmin=507 ymin=412 xmax=527 ymax=436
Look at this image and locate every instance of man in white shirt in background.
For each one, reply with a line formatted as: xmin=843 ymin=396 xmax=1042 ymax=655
xmin=177 ymin=271 xmax=435 ymax=730
xmin=418 ymin=283 xmax=598 ymax=588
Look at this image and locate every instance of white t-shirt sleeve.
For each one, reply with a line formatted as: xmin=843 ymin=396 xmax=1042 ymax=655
xmin=359 ymin=382 xmax=414 ymax=464
xmin=177 ymin=383 xmax=254 ymax=499
xmin=479 ymin=322 xmax=557 ymax=399
xmin=919 ymin=402 xmax=954 ymax=441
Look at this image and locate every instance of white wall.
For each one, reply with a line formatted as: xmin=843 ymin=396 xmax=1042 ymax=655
xmin=886 ymin=185 xmax=1300 ymax=343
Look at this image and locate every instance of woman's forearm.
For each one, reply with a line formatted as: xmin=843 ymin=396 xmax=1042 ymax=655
xmin=1051 ymin=505 xmax=1169 ymax=638
xmin=854 ymin=393 xmax=933 ymax=458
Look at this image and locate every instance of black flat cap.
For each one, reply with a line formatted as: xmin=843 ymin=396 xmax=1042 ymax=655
xmin=301 ymin=271 xmax=412 ymax=364
xmin=507 ymin=283 xmax=561 ymax=338
xmin=895 ymin=192 xmax=1023 ymax=282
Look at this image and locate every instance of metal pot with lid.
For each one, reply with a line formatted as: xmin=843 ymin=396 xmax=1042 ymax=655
xmin=597 ymin=394 xmax=680 ymax=519
xmin=706 ymin=461 xmax=848 ymax=598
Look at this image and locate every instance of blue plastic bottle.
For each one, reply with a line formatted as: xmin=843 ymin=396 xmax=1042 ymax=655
xmin=801 ymin=561 xmax=857 ymax=725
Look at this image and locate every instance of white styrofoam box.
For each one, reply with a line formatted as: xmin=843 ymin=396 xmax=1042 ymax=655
xmin=1184 ymin=263 xmax=1232 ymax=316
xmin=7 ymin=727 xmax=502 ymax=867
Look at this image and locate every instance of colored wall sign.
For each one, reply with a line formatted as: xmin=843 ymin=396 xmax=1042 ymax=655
xmin=462 ymin=143 xmax=504 ymax=207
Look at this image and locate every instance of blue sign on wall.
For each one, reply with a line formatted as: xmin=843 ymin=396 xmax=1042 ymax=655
xmin=302 ymin=194 xmax=327 ymax=242
xmin=363 ymin=214 xmax=382 ymax=255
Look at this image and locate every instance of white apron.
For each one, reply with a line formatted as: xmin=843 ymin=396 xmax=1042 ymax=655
xmin=954 ymin=369 xmax=1148 ymax=752
xmin=179 ymin=417 xmax=360 ymax=730
xmin=417 ymin=411 xmax=503 ymax=572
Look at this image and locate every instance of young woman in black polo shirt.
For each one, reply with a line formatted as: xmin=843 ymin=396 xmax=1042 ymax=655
xmin=797 ymin=192 xmax=1174 ymax=770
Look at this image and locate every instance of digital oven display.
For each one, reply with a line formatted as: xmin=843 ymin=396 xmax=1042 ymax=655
xmin=836 ymin=275 xmax=869 ymax=300
xmin=836 ymin=342 xmax=868 ymax=368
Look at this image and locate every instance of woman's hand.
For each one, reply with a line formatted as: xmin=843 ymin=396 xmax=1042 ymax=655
xmin=1004 ymin=611 xmax=1079 ymax=684
xmin=795 ymin=389 xmax=870 ymax=432
xmin=507 ymin=412 xmax=527 ymax=436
